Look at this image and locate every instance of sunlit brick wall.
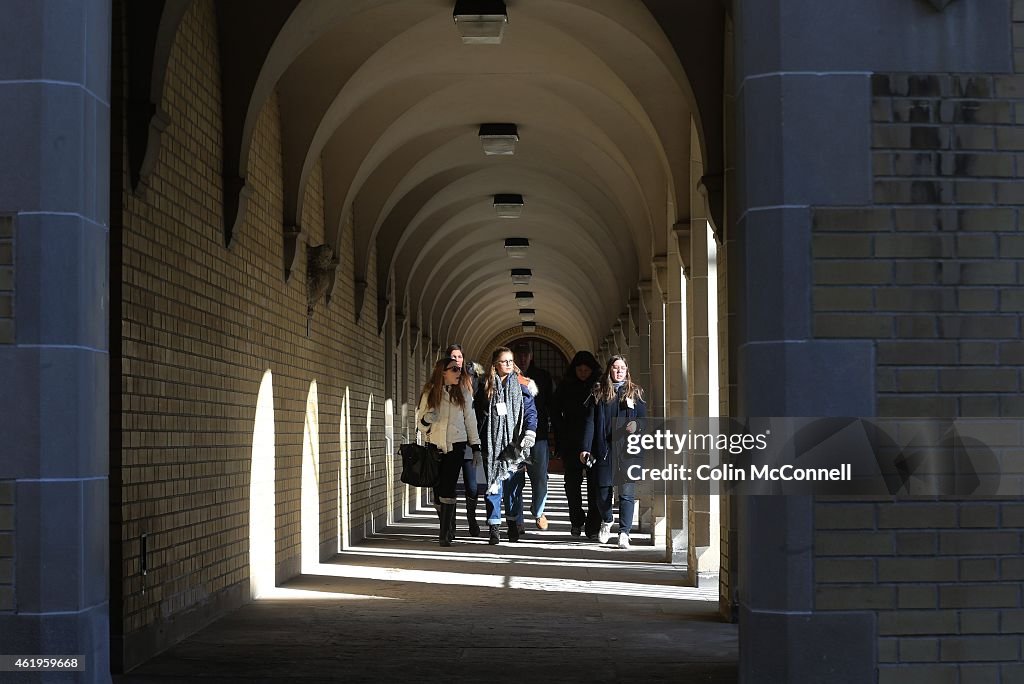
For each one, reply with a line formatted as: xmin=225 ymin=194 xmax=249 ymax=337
xmin=118 ymin=0 xmax=396 ymax=666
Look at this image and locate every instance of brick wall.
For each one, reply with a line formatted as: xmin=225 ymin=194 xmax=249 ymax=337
xmin=810 ymin=6 xmax=1024 ymax=682
xmin=0 ymin=216 xmax=12 ymax=344
xmin=0 ymin=481 xmax=12 ymax=611
xmin=118 ymin=0 xmax=394 ymax=664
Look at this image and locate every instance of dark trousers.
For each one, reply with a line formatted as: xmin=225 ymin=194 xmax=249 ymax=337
xmin=593 ymin=481 xmax=637 ymax=534
xmin=563 ymin=459 xmax=587 ymax=528
xmin=435 ymin=442 xmax=467 ymax=503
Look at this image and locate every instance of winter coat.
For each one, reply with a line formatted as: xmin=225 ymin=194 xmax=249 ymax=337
xmin=581 ymin=386 xmax=647 ymax=487
xmin=552 ymin=377 xmax=596 ymax=457
xmin=524 ymin=363 xmax=554 ymax=438
xmin=474 ymin=373 xmax=539 ymax=486
xmin=416 ymin=387 xmax=480 ymax=454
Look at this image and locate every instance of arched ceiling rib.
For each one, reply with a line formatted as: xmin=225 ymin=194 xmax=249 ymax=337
xmin=230 ymin=0 xmax=706 ymax=352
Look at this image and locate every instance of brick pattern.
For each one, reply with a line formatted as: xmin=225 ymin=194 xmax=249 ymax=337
xmin=0 ymin=216 xmax=13 ymax=344
xmin=815 ymin=70 xmax=1024 ymax=417
xmin=119 ymin=0 xmax=390 ymax=645
xmin=806 ymin=9 xmax=1024 ymax=679
xmin=816 ymin=499 xmax=1024 ymax=682
xmin=0 ymin=481 xmax=12 ymax=611
xmin=811 ymin=13 xmax=1024 ymax=683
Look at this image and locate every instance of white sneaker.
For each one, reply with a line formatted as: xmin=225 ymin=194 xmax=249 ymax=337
xmin=598 ymin=522 xmax=613 ymax=544
xmin=617 ymin=532 xmax=630 ymax=549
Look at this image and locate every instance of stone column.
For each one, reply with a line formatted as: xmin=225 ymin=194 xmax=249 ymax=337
xmin=0 ymin=2 xmax=112 ymax=681
xmin=734 ymin=1 xmax=878 ymax=680
xmin=642 ymin=276 xmax=668 ymax=544
xmin=687 ymin=125 xmax=715 ymax=581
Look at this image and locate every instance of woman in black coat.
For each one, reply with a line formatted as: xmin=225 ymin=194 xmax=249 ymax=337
xmin=551 ymin=350 xmax=601 ymax=538
xmin=580 ymin=355 xmax=647 ymax=549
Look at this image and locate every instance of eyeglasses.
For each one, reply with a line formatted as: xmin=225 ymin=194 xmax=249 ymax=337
xmin=445 ymin=366 xmax=459 ymax=373
xmin=497 ymin=359 xmax=515 ymax=365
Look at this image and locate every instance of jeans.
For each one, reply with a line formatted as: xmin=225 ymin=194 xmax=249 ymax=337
xmin=515 ymin=439 xmax=549 ymax=524
xmin=458 ymin=450 xmax=478 ymax=496
xmin=484 ymin=474 xmax=524 ymax=525
xmin=593 ymin=481 xmax=637 ymax=535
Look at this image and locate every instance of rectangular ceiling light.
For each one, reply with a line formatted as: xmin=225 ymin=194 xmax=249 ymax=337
xmin=521 ymin=322 xmax=537 ymax=332
xmin=494 ymin=193 xmax=524 ymax=218
xmin=504 ymin=237 xmax=529 ymax=258
xmin=514 ymin=291 xmax=534 ymax=304
xmin=453 ymin=0 xmax=508 ymax=45
xmin=519 ymin=308 xmax=536 ymax=321
xmin=479 ymin=123 xmax=518 ymax=155
xmin=510 ymin=268 xmax=532 ymax=285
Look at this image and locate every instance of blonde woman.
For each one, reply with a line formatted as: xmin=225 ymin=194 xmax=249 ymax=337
xmin=416 ymin=357 xmax=480 ymax=546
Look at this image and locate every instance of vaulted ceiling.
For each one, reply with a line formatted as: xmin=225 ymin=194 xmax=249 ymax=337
xmin=128 ymin=0 xmax=726 ymax=358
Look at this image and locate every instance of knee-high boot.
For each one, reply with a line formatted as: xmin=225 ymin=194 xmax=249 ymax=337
xmin=465 ymin=493 xmax=480 ymax=537
xmin=439 ymin=503 xmax=457 ymax=546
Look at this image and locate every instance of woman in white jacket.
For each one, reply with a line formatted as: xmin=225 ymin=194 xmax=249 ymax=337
xmin=416 ymin=356 xmax=481 ymax=546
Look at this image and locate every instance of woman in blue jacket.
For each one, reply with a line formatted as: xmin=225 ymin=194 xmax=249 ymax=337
xmin=474 ymin=346 xmax=538 ymax=545
xmin=580 ymin=355 xmax=646 ymax=549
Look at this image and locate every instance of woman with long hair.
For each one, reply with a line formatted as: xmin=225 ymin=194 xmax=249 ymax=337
xmin=551 ymin=350 xmax=602 ymax=538
xmin=474 ymin=346 xmax=538 ymax=545
xmin=580 ymin=355 xmax=647 ymax=549
xmin=444 ymin=343 xmax=481 ymax=536
xmin=416 ymin=356 xmax=480 ymax=546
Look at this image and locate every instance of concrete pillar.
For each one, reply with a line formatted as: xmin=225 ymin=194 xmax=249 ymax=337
xmin=664 ymin=229 xmax=689 ymax=563
xmin=0 ymin=2 xmax=112 ymax=681
xmin=734 ymin=1 xmax=878 ymax=680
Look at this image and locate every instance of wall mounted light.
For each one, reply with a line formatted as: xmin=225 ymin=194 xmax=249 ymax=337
xmin=510 ymin=268 xmax=532 ymax=285
xmin=479 ymin=123 xmax=518 ymax=155
xmin=504 ymin=237 xmax=529 ymax=258
xmin=519 ymin=308 xmax=536 ymax=322
xmin=521 ymin=322 xmax=537 ymax=332
xmin=514 ymin=291 xmax=534 ymax=304
xmin=453 ymin=0 xmax=508 ymax=45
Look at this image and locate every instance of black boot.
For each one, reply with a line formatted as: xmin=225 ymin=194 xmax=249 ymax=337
xmin=506 ymin=518 xmax=520 ymax=543
xmin=439 ymin=504 xmax=456 ymax=547
xmin=489 ymin=524 xmax=501 ymax=545
xmin=465 ymin=494 xmax=480 ymax=537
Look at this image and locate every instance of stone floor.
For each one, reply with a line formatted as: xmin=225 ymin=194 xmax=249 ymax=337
xmin=116 ymin=476 xmax=738 ymax=683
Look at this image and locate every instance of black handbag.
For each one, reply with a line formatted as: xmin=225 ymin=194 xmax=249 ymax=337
xmin=400 ymin=442 xmax=441 ymax=487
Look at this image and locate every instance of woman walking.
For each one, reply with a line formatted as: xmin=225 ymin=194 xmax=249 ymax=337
xmin=416 ymin=356 xmax=481 ymax=546
xmin=444 ymin=343 xmax=482 ymax=536
xmin=475 ymin=346 xmax=538 ymax=545
xmin=580 ymin=355 xmax=647 ymax=549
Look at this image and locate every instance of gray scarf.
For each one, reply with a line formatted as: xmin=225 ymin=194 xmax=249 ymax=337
xmin=484 ymin=372 xmax=528 ymax=487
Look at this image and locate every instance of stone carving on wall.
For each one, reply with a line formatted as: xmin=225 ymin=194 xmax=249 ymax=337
xmin=306 ymin=243 xmax=338 ymax=318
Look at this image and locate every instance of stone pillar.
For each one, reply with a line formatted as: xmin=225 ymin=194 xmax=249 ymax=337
xmin=687 ymin=123 xmax=716 ymax=580
xmin=666 ymin=230 xmax=689 ymax=563
xmin=0 ymin=2 xmax=112 ymax=681
xmin=642 ymin=276 xmax=668 ymax=543
xmin=734 ymin=1 xmax=878 ymax=680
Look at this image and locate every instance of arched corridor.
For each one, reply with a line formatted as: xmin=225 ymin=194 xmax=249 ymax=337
xmin=2 ymin=0 xmax=1024 ymax=682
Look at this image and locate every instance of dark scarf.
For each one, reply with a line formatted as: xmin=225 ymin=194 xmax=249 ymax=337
xmin=484 ymin=372 xmax=528 ymax=487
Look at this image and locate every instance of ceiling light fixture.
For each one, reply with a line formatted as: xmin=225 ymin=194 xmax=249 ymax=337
xmin=504 ymin=237 xmax=529 ymax=258
xmin=514 ymin=291 xmax=534 ymax=304
xmin=510 ymin=268 xmax=532 ymax=285
xmin=479 ymin=123 xmax=518 ymax=155
xmin=494 ymin=194 xmax=524 ymax=218
xmin=519 ymin=308 xmax=536 ymax=322
xmin=453 ymin=0 xmax=508 ymax=45
xmin=521 ymin=322 xmax=537 ymax=332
